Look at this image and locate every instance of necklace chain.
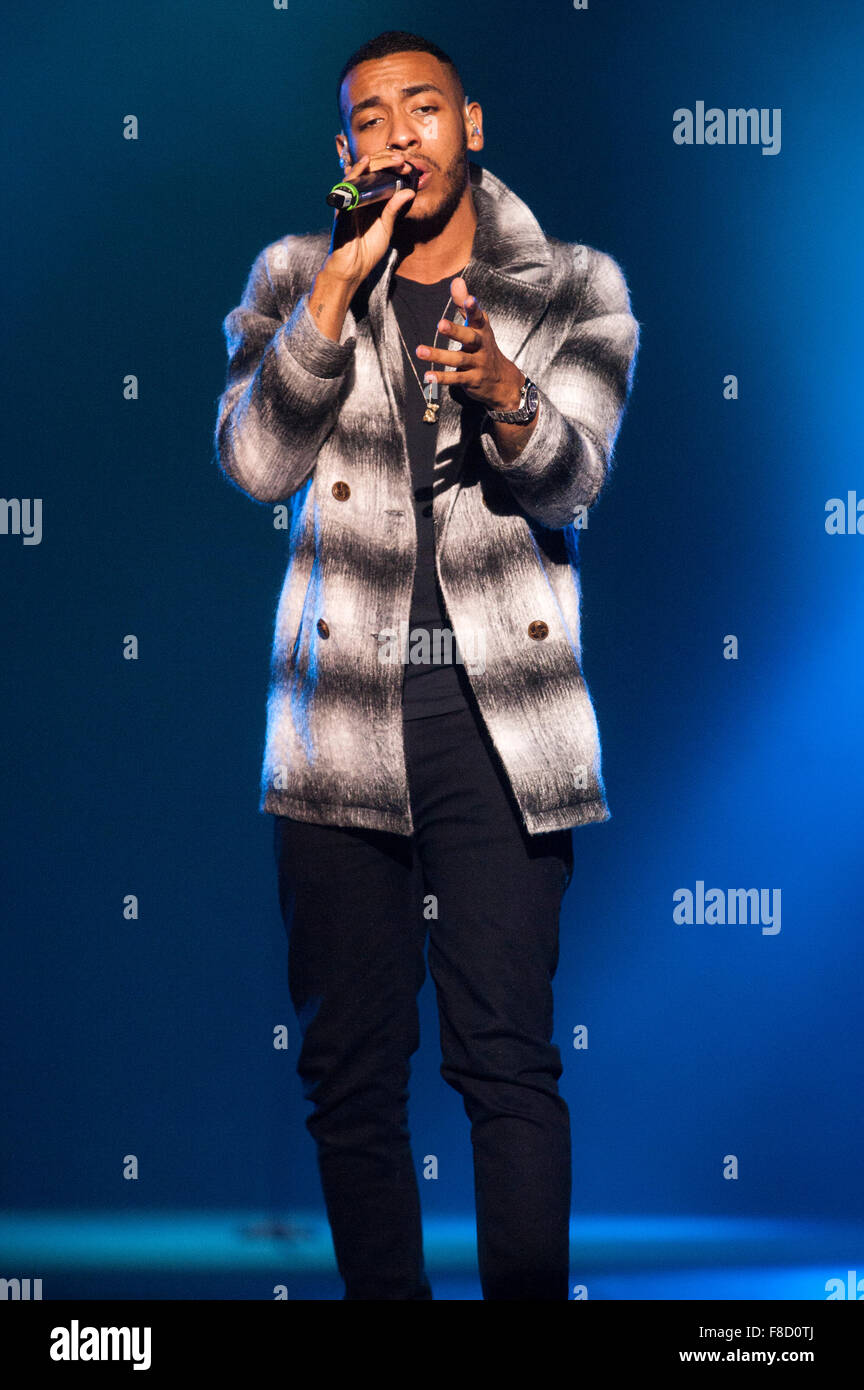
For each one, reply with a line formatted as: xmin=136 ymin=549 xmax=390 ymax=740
xmin=392 ymin=262 xmax=470 ymax=423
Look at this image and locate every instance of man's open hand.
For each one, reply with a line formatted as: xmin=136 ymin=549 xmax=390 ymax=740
xmin=415 ymin=277 xmax=525 ymax=413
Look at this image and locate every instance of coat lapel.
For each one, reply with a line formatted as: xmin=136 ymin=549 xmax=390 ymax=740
xmin=364 ymin=161 xmax=556 ymax=546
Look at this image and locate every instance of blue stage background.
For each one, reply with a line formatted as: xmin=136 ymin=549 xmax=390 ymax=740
xmin=2 ymin=0 xmax=862 ymax=1297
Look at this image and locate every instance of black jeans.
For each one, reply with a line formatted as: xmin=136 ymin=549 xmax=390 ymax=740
xmin=273 ymin=689 xmax=574 ymax=1300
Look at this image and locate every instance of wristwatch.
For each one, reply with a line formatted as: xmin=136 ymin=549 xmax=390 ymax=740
xmin=486 ymin=374 xmax=539 ymax=424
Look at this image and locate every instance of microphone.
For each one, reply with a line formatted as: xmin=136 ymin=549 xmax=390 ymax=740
xmin=326 ymin=163 xmax=422 ymax=211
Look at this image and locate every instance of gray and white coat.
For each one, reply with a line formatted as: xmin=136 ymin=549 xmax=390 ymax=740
xmin=214 ymin=160 xmax=640 ymax=836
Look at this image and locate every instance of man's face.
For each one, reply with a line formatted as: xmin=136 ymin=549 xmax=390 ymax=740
xmin=337 ymin=52 xmax=475 ymax=229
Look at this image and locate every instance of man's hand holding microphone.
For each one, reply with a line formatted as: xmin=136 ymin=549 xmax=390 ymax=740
xmin=308 ymin=151 xmax=417 ymax=342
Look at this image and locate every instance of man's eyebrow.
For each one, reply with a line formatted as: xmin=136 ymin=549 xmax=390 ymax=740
xmin=348 ymin=83 xmax=448 ymax=123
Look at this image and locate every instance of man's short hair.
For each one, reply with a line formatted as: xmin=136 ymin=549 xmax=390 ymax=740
xmin=336 ymin=29 xmax=466 ymax=126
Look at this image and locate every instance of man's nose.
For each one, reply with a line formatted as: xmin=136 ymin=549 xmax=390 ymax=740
xmin=384 ymin=124 xmax=418 ymax=150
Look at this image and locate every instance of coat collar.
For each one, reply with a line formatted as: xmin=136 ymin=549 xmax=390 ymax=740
xmin=354 ymin=161 xmax=555 ymax=542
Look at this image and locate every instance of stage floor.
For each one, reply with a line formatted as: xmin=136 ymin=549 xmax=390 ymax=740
xmin=2 ymin=1212 xmax=861 ymax=1300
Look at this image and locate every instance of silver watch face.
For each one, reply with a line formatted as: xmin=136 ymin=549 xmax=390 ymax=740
xmin=525 ymin=382 xmax=539 ymax=414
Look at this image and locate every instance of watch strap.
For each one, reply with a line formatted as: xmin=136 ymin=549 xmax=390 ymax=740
xmin=486 ymin=374 xmax=538 ymax=424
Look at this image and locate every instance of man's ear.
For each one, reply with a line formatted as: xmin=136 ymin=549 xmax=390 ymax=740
xmin=463 ymin=97 xmax=482 ymax=144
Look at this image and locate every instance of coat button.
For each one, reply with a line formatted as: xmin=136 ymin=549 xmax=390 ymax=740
xmin=528 ymin=620 xmax=549 ymax=640
xmin=317 ymin=618 xmax=330 ymax=638
xmin=331 ymin=481 xmax=350 ymax=501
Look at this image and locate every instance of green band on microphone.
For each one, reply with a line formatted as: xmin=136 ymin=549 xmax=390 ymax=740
xmin=327 ymin=180 xmax=359 ymax=209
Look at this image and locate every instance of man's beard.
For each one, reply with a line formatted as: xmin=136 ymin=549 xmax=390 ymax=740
xmin=391 ymin=130 xmax=471 ymax=249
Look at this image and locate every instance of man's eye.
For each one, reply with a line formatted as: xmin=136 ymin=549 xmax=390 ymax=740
xmin=358 ymin=104 xmax=437 ymax=130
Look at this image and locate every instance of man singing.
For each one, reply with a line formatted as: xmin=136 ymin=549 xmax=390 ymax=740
xmin=214 ymin=29 xmax=639 ymax=1300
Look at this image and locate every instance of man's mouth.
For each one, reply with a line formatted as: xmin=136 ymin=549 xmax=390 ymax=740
xmin=404 ymin=161 xmax=432 ymax=188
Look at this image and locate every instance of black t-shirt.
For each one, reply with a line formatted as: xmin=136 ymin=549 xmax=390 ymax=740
xmin=389 ymin=271 xmax=473 ymax=720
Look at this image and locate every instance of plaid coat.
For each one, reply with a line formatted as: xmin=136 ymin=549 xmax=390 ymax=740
xmin=215 ymin=160 xmax=639 ymax=836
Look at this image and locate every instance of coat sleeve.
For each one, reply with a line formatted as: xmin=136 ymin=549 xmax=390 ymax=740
xmin=214 ymin=240 xmax=357 ymax=504
xmin=478 ymin=245 xmax=639 ymax=530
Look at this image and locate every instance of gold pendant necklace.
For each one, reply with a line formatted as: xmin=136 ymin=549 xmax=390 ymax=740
xmin=393 ymin=263 xmax=470 ymax=423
